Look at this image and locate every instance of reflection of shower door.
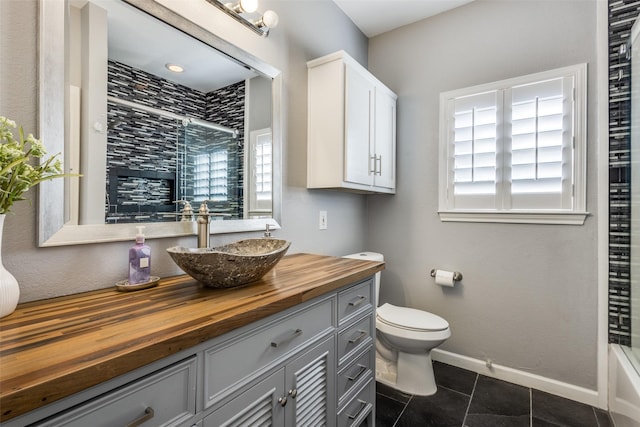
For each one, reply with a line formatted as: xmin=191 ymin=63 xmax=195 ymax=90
xmin=631 ymin=19 xmax=640 ymax=366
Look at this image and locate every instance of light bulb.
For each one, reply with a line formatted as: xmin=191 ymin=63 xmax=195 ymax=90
xmin=226 ymin=0 xmax=258 ymax=13
xmin=239 ymin=0 xmax=258 ymax=13
xmin=261 ymin=10 xmax=278 ymax=28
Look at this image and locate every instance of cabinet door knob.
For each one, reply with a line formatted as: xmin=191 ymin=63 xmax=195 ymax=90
xmin=288 ymin=388 xmax=298 ymax=398
xmin=346 ymin=364 xmax=368 ymax=382
xmin=126 ymin=407 xmax=154 ymax=427
xmin=348 ymin=330 xmax=367 ymax=344
xmin=348 ymin=295 xmax=367 ymax=307
xmin=278 ymin=396 xmax=288 ymax=407
xmin=271 ymin=328 xmax=303 ymax=348
xmin=347 ymin=399 xmax=370 ymax=420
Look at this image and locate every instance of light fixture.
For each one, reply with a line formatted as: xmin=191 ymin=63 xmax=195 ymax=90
xmin=207 ymin=0 xmax=279 ymax=37
xmin=165 ymin=63 xmax=184 ymax=73
xmin=225 ymin=0 xmax=258 ymax=14
xmin=253 ymin=10 xmax=278 ymax=30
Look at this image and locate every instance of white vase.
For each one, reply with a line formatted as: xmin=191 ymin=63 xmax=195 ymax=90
xmin=0 ymin=215 xmax=19 ymax=318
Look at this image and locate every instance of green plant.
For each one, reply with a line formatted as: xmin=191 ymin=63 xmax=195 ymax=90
xmin=0 ymin=116 xmax=69 ymax=214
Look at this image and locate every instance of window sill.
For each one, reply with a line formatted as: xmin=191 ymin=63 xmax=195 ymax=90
xmin=438 ymin=210 xmax=589 ymax=225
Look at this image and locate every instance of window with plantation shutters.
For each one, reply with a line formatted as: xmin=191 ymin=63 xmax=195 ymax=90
xmin=194 ymin=151 xmax=228 ymax=202
xmin=439 ymin=64 xmax=588 ymax=225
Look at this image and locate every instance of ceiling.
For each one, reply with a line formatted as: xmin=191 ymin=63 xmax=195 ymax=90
xmin=82 ymin=0 xmax=257 ymax=93
xmin=332 ymin=0 xmax=476 ymax=37
xmin=76 ymin=0 xmax=475 ymax=93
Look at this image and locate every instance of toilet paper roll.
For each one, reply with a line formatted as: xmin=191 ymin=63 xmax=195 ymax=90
xmin=435 ymin=270 xmax=455 ymax=287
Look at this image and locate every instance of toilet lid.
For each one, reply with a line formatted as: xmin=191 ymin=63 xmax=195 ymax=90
xmin=377 ymin=303 xmax=449 ymax=332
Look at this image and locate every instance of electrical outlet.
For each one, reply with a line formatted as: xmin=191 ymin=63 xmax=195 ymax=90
xmin=319 ymin=211 xmax=328 ymax=230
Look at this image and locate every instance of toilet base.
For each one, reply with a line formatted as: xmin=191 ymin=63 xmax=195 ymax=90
xmin=376 ymin=351 xmax=437 ymax=396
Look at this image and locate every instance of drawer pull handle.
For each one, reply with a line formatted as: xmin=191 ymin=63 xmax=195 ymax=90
xmin=271 ymin=328 xmax=303 ymax=348
xmin=348 ymin=295 xmax=367 ymax=307
xmin=347 ymin=364 xmax=367 ymax=382
xmin=347 ymin=399 xmax=370 ymax=420
xmin=126 ymin=407 xmax=154 ymax=427
xmin=278 ymin=396 xmax=288 ymax=407
xmin=348 ymin=330 xmax=367 ymax=344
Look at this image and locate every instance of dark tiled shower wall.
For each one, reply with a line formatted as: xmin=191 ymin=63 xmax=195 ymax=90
xmin=105 ymin=60 xmax=245 ymax=222
xmin=609 ymin=1 xmax=640 ymax=345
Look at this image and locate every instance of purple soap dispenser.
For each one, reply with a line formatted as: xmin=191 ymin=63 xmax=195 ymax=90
xmin=129 ymin=226 xmax=151 ymax=284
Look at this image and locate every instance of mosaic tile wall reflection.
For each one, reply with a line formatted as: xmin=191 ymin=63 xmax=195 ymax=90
xmin=105 ymin=60 xmax=245 ymax=223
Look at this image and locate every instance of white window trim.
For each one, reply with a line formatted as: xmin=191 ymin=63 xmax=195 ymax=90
xmin=247 ymin=127 xmax=273 ymax=217
xmin=438 ymin=63 xmax=589 ymax=225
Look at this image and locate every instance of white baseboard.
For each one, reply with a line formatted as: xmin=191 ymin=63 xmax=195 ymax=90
xmin=431 ymin=349 xmax=600 ymax=408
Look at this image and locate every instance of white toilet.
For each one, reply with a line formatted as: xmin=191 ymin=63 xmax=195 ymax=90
xmin=344 ymin=252 xmax=451 ymax=396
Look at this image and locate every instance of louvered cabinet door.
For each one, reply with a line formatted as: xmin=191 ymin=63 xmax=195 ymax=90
xmin=285 ymin=336 xmax=336 ymax=427
xmin=203 ymin=369 xmax=285 ymax=427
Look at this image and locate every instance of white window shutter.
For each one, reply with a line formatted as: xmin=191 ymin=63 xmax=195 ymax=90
xmin=439 ymin=63 xmax=587 ymax=223
xmin=505 ymin=76 xmax=572 ymax=210
xmin=447 ymin=90 xmax=501 ymax=210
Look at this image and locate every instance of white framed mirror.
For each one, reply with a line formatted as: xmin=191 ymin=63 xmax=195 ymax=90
xmin=38 ymin=0 xmax=282 ymax=246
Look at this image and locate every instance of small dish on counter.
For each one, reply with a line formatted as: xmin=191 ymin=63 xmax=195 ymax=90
xmin=115 ymin=276 xmax=160 ymax=292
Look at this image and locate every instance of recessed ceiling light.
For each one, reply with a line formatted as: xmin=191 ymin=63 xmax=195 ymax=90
xmin=165 ymin=63 xmax=184 ymax=73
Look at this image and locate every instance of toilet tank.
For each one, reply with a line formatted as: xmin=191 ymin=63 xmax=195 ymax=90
xmin=343 ymin=252 xmax=384 ymax=306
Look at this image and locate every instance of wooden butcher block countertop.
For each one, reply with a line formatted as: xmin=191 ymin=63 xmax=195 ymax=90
xmin=0 ymin=253 xmax=384 ymax=422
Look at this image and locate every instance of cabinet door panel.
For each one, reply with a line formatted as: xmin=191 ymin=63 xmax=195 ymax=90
xmin=374 ymin=88 xmax=396 ymax=190
xmin=338 ymin=315 xmax=374 ymax=366
xmin=204 ymin=298 xmax=333 ymax=407
xmin=203 ymin=369 xmax=285 ymax=427
xmin=286 ymin=336 xmax=336 ymax=427
xmin=345 ymin=65 xmax=374 ymax=186
xmin=37 ymin=357 xmax=197 ymax=427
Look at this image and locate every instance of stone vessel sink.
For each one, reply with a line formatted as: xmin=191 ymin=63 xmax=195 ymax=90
xmin=166 ymin=238 xmax=291 ymax=288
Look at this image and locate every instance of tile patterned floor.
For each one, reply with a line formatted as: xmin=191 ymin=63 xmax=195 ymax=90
xmin=376 ymin=361 xmax=614 ymax=427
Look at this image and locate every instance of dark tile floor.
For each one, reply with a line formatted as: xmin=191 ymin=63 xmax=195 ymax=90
xmin=376 ymin=361 xmax=614 ymax=427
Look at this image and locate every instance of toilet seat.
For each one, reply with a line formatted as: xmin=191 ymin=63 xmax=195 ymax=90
xmin=377 ymin=303 xmax=449 ymax=332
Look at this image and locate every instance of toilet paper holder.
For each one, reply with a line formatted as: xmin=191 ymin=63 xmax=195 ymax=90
xmin=430 ymin=269 xmax=463 ymax=282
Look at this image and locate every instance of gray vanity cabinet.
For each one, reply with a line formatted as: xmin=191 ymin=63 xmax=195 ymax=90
xmin=9 ymin=277 xmax=377 ymax=427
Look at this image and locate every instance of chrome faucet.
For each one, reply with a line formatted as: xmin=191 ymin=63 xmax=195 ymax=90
xmin=196 ymin=201 xmax=233 ymax=248
xmin=197 ymin=200 xmax=212 ymax=248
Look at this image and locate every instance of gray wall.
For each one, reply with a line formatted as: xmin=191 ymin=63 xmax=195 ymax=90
xmin=367 ymin=0 xmax=599 ymax=389
xmin=0 ymin=0 xmax=368 ymax=301
xmin=0 ymin=0 xmax=601 ymax=392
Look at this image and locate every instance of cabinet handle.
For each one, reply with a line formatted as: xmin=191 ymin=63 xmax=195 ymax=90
xmin=126 ymin=407 xmax=154 ymax=427
xmin=376 ymin=155 xmax=382 ymax=176
xmin=348 ymin=295 xmax=367 ymax=307
xmin=369 ymin=155 xmax=377 ymax=175
xmin=288 ymin=388 xmax=298 ymax=398
xmin=278 ymin=396 xmax=288 ymax=407
xmin=346 ymin=364 xmax=368 ymax=382
xmin=348 ymin=330 xmax=367 ymax=344
xmin=271 ymin=328 xmax=303 ymax=347
xmin=347 ymin=399 xmax=370 ymax=420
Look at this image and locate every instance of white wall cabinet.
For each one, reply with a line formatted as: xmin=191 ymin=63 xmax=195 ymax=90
xmin=307 ymin=50 xmax=397 ymax=194
xmin=15 ymin=278 xmax=376 ymax=427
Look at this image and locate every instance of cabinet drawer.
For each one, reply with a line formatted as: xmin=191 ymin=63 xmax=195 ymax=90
xmin=338 ymin=314 xmax=373 ymax=366
xmin=337 ymin=346 xmax=374 ymax=406
xmin=37 ymin=357 xmax=197 ymax=427
xmin=204 ymin=297 xmax=334 ymax=408
xmin=337 ymin=377 xmax=375 ymax=427
xmin=338 ymin=279 xmax=374 ymax=326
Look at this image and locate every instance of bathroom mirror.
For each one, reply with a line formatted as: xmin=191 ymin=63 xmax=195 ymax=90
xmin=38 ymin=0 xmax=282 ymax=246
